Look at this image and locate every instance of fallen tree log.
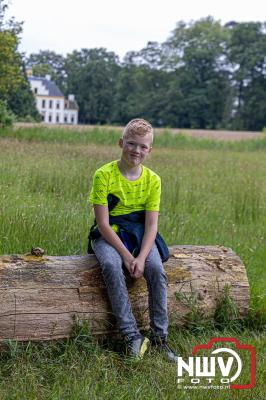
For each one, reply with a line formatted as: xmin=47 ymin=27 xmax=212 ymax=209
xmin=0 ymin=245 xmax=249 ymax=341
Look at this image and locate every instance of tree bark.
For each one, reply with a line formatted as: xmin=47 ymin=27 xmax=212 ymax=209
xmin=0 ymin=245 xmax=249 ymax=341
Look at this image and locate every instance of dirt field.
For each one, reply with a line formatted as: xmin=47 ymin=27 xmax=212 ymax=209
xmin=166 ymin=128 xmax=264 ymax=141
xmin=15 ymin=123 xmax=264 ymax=141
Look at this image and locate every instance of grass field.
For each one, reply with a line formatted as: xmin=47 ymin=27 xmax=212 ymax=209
xmin=0 ymin=126 xmax=265 ymax=399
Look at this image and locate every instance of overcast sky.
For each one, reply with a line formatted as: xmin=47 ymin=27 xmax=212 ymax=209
xmin=7 ymin=0 xmax=265 ymax=60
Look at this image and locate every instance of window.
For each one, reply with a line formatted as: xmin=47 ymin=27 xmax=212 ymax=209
xmin=41 ymin=113 xmax=45 ymax=121
xmin=48 ymin=114 xmax=52 ymax=122
xmin=56 ymin=101 xmax=60 ymax=109
xmin=42 ymin=99 xmax=45 ymax=108
xmin=49 ymin=100 xmax=53 ymax=108
xmin=34 ymin=88 xmax=38 ymax=94
xmin=64 ymin=115 xmax=68 ymax=123
xmin=56 ymin=114 xmax=60 ymax=123
xmin=71 ymin=115 xmax=75 ymax=123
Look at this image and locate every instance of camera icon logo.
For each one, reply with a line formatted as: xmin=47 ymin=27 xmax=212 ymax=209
xmin=177 ymin=337 xmax=256 ymax=390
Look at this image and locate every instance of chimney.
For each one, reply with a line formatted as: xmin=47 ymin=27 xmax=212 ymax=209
xmin=45 ymin=74 xmax=51 ymax=81
xmin=68 ymin=94 xmax=75 ymax=101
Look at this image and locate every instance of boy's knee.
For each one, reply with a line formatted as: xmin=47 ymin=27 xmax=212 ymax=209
xmin=100 ymin=258 xmax=123 ymax=277
xmin=144 ymin=261 xmax=166 ymax=281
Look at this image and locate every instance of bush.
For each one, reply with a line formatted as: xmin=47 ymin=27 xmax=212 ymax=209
xmin=0 ymin=100 xmax=16 ymax=126
xmin=17 ymin=114 xmax=42 ymax=123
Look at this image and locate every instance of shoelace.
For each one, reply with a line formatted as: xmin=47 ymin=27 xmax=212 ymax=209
xmin=157 ymin=341 xmax=177 ymax=355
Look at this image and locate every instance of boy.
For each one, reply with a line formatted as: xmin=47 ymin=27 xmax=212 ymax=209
xmin=88 ymin=118 xmax=177 ymax=362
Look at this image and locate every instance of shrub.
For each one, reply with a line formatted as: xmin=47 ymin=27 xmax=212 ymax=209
xmin=0 ymin=100 xmax=16 ymax=126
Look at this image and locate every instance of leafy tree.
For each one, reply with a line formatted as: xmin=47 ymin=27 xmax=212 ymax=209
xmin=65 ymin=48 xmax=120 ymax=124
xmin=24 ymin=18 xmax=266 ymax=130
xmin=0 ymin=99 xmax=15 ymax=126
xmin=0 ymin=0 xmax=23 ymax=100
xmin=26 ymin=50 xmax=66 ymax=91
xmin=112 ymin=63 xmax=169 ymax=126
xmin=123 ymin=41 xmax=164 ymax=69
xmin=159 ymin=71 xmax=190 ymax=128
xmin=0 ymin=0 xmax=38 ymax=121
xmin=112 ymin=65 xmax=139 ymax=123
xmin=226 ymin=22 xmax=266 ymax=130
xmin=163 ymin=18 xmax=231 ymax=129
xmin=7 ymin=64 xmax=41 ymax=120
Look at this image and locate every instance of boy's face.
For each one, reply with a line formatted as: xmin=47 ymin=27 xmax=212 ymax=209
xmin=119 ymin=133 xmax=152 ymax=167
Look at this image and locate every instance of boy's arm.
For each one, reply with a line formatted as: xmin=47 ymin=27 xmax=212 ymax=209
xmin=131 ymin=211 xmax=158 ymax=279
xmin=93 ymin=204 xmax=135 ymax=273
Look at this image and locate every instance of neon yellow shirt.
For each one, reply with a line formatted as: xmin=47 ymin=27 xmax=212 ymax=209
xmin=89 ymin=160 xmax=161 ymax=216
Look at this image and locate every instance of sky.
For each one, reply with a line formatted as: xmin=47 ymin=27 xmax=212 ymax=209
xmin=7 ymin=0 xmax=266 ymax=60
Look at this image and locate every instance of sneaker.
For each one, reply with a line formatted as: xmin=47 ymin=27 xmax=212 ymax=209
xmin=125 ymin=335 xmax=150 ymax=360
xmin=151 ymin=337 xmax=179 ymax=363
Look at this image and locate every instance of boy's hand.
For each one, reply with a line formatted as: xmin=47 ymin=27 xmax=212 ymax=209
xmin=123 ymin=255 xmax=136 ymax=274
xmin=130 ymin=256 xmax=146 ymax=279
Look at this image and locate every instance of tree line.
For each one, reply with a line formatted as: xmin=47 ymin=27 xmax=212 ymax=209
xmin=1 ymin=1 xmax=265 ymax=130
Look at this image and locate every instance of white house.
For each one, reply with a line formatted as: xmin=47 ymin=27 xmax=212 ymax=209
xmin=28 ymin=73 xmax=79 ymax=125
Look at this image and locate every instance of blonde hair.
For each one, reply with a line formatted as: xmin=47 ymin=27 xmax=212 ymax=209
xmin=123 ymin=118 xmax=153 ymax=141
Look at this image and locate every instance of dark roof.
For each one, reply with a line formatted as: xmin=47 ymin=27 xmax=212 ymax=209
xmin=65 ymin=99 xmax=79 ymax=110
xmin=29 ymin=76 xmax=64 ymax=97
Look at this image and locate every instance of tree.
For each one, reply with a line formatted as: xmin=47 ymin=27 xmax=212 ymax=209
xmin=0 ymin=99 xmax=15 ymax=126
xmin=26 ymin=50 xmax=66 ymax=91
xmin=112 ymin=64 xmax=139 ymax=123
xmin=0 ymin=0 xmax=23 ymax=100
xmin=123 ymin=41 xmax=164 ymax=69
xmin=163 ymin=18 xmax=231 ymax=129
xmin=7 ymin=64 xmax=40 ymax=120
xmin=226 ymin=22 xmax=266 ymax=130
xmin=65 ymin=48 xmax=120 ymax=124
xmin=0 ymin=0 xmax=38 ymax=121
xmin=23 ymin=17 xmax=266 ymax=129
xmin=112 ymin=62 xmax=170 ymax=126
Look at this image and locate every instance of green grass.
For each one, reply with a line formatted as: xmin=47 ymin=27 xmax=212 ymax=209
xmin=0 ymin=127 xmax=265 ymax=399
xmin=1 ymin=125 xmax=266 ymax=151
xmin=0 ymin=326 xmax=265 ymax=399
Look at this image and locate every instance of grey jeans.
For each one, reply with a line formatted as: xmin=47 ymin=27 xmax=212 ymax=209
xmin=93 ymin=236 xmax=168 ymax=339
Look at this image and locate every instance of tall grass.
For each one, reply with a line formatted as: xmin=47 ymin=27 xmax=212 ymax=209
xmin=0 ymin=326 xmax=265 ymax=399
xmin=2 ymin=125 xmax=266 ymax=151
xmin=0 ymin=130 xmax=265 ymax=399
